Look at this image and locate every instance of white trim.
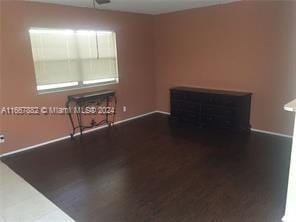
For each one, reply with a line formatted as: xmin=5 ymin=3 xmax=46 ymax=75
xmin=0 ymin=111 xmax=155 ymax=158
xmin=114 ymin=111 xmax=155 ymax=125
xmin=0 ymin=136 xmax=71 ymax=158
xmin=282 ymin=213 xmax=296 ymax=221
xmin=154 ymin=111 xmax=292 ymax=138
xmin=0 ymin=110 xmax=292 ymax=157
xmin=155 ymin=110 xmax=170 ymax=115
xmin=251 ymin=128 xmax=292 ymax=138
xmin=285 ymin=107 xmax=295 ymax=112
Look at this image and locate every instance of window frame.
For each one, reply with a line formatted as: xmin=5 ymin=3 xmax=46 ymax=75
xmin=28 ymin=27 xmax=119 ymax=95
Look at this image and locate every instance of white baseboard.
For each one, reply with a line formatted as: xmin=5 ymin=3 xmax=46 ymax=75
xmin=0 ymin=135 xmax=72 ymax=158
xmin=114 ymin=111 xmax=155 ymax=125
xmin=154 ymin=110 xmax=292 ymax=138
xmin=0 ymin=110 xmax=292 ymax=158
xmin=155 ymin=110 xmax=170 ymax=115
xmin=251 ymin=128 xmax=292 ymax=138
xmin=0 ymin=111 xmax=156 ymax=158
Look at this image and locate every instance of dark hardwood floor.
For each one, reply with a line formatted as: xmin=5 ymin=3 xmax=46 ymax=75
xmin=1 ymin=113 xmax=292 ymax=222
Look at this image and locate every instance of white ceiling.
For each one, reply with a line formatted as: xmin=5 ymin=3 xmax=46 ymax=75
xmin=27 ymin=0 xmax=239 ymax=15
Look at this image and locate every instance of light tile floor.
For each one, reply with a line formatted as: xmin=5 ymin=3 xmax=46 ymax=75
xmin=0 ymin=161 xmax=75 ymax=222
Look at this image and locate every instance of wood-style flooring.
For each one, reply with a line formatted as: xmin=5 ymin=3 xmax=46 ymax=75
xmin=2 ymin=114 xmax=292 ymax=222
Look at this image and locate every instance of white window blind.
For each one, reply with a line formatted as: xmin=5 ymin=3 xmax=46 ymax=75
xmin=29 ymin=28 xmax=118 ymax=92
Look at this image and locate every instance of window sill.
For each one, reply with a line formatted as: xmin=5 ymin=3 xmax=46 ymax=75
xmin=37 ymin=80 xmax=119 ymax=95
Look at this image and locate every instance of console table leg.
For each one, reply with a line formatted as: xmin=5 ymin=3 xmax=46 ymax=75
xmin=75 ymin=110 xmax=83 ymax=136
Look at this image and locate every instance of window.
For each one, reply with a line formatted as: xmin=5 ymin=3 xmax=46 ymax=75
xmin=29 ymin=28 xmax=119 ymax=93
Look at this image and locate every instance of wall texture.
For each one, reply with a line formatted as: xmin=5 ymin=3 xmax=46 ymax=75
xmin=1 ymin=1 xmax=296 ymax=155
xmin=0 ymin=1 xmax=155 ymax=154
xmin=154 ymin=1 xmax=296 ymax=135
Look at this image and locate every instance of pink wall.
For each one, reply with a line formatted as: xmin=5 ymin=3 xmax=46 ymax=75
xmin=0 ymin=1 xmax=155 ymax=154
xmin=1 ymin=1 xmax=296 ymax=155
xmin=154 ymin=1 xmax=296 ymax=135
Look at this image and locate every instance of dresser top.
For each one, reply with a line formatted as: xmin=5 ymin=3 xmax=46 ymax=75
xmin=170 ymin=87 xmax=252 ymax=97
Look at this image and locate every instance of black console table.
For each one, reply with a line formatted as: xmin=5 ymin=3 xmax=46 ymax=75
xmin=66 ymin=90 xmax=117 ymax=138
xmin=170 ymin=87 xmax=252 ymax=132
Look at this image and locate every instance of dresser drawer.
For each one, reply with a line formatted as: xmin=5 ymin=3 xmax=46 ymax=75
xmin=213 ymin=94 xmax=239 ymax=107
xmin=202 ymin=116 xmax=234 ymax=129
xmin=171 ymin=90 xmax=186 ymax=101
xmin=202 ymin=105 xmax=237 ymax=118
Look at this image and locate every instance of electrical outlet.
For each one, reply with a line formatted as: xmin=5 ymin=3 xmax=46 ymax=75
xmin=123 ymin=106 xmax=127 ymax=112
xmin=0 ymin=134 xmax=4 ymax=144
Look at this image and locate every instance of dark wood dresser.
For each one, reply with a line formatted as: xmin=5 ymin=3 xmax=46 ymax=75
xmin=170 ymin=87 xmax=252 ymax=132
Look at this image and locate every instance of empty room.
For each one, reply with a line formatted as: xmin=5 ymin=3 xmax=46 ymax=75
xmin=1 ymin=0 xmax=296 ymax=221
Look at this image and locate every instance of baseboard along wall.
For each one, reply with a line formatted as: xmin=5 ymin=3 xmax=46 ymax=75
xmin=0 ymin=110 xmax=292 ymax=157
